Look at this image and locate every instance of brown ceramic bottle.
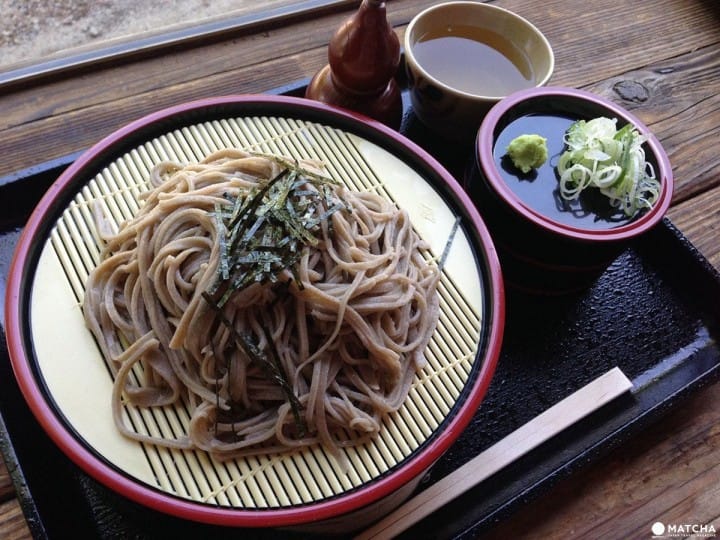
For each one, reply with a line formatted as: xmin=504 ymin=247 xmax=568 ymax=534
xmin=305 ymin=0 xmax=402 ymax=129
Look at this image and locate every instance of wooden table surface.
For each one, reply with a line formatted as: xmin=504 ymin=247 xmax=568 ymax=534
xmin=1 ymin=0 xmax=719 ymax=538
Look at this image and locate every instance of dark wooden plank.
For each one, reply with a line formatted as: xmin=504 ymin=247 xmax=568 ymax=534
xmin=0 ymin=52 xmax=327 ymax=180
xmin=1 ymin=0 xmax=717 ymax=179
xmin=482 ymin=377 xmax=720 ymax=540
xmin=0 ymin=455 xmax=13 ymax=502
xmin=0 ymin=0 xmax=408 ymax=177
xmin=0 ymin=0 xmax=433 ymax=130
xmin=498 ymin=0 xmax=720 ymax=87
xmin=668 ymin=184 xmax=720 ymax=269
xmin=588 ymin=44 xmax=720 ymax=204
xmin=0 ymin=499 xmax=31 ymax=540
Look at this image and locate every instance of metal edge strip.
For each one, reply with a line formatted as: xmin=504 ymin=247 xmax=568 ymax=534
xmin=0 ymin=0 xmax=356 ymax=91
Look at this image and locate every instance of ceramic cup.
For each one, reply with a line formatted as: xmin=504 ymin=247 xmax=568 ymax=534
xmin=404 ymin=2 xmax=554 ymax=143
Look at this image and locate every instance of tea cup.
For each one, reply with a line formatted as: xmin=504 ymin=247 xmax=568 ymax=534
xmin=404 ymin=1 xmax=554 ymax=143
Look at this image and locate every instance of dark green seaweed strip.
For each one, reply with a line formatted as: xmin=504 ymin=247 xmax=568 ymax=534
xmin=200 ymin=159 xmax=347 ymax=439
xmin=201 ymin=291 xmax=307 ymax=436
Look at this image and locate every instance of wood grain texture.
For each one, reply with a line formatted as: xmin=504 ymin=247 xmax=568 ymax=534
xmin=0 ymin=0 xmax=437 ymax=177
xmin=0 ymin=499 xmax=31 ymax=540
xmin=357 ymin=369 xmax=633 ymax=540
xmin=2 ymin=0 xmax=719 ymax=181
xmin=482 ymin=379 xmax=720 ymax=539
xmin=1 ymin=0 xmax=720 ymax=537
xmin=668 ymin=185 xmax=720 ymax=269
xmin=499 ymin=0 xmax=720 ymax=87
xmin=588 ymin=46 xmax=720 ymax=204
xmin=0 ymin=455 xmax=13 ymax=502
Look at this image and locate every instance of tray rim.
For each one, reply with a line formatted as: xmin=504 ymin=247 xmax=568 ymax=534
xmin=3 ymin=82 xmax=720 ymax=539
xmin=2 ymin=94 xmax=505 ymax=528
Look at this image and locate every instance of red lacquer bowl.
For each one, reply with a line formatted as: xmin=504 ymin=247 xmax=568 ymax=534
xmin=467 ymin=86 xmax=674 ymax=295
xmin=5 ymin=95 xmax=504 ymax=533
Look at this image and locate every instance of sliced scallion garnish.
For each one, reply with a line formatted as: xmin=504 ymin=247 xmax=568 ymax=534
xmin=557 ymin=117 xmax=660 ymax=217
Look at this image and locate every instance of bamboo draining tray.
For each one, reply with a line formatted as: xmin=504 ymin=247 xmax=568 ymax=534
xmin=7 ymin=96 xmax=501 ymax=526
xmin=2 ymin=86 xmax=720 ymax=540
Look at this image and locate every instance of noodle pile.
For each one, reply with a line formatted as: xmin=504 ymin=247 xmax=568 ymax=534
xmin=83 ymin=148 xmax=441 ymax=461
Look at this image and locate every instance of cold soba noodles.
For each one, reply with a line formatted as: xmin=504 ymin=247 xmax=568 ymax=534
xmin=82 ymin=149 xmax=441 ymax=463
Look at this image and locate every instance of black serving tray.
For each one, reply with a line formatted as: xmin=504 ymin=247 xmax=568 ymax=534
xmin=2 ymin=79 xmax=720 ymax=540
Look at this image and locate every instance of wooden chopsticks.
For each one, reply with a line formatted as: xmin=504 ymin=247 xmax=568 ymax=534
xmin=355 ymin=367 xmax=633 ymax=540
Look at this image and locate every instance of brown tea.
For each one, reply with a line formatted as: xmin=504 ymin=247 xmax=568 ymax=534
xmin=413 ymin=24 xmax=534 ymax=96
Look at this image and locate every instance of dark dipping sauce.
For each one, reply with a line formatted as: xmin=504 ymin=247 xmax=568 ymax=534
xmin=493 ymin=113 xmax=636 ymax=231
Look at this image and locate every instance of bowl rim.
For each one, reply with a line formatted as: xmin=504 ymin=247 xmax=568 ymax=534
xmin=476 ymin=86 xmax=674 ymax=242
xmin=4 ymin=94 xmax=505 ymax=528
xmin=403 ymin=1 xmax=555 ymax=101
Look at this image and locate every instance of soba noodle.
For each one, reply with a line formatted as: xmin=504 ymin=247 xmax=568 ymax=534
xmin=82 ymin=148 xmax=441 ymax=461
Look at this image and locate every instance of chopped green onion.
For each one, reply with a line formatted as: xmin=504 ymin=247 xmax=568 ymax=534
xmin=556 ymin=117 xmax=660 ymax=217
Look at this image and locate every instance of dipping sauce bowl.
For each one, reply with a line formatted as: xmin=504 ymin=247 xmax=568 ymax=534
xmin=467 ymin=86 xmax=674 ymax=295
xmin=404 ymin=1 xmax=554 ymax=143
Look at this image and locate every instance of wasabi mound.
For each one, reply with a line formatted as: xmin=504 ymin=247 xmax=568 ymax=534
xmin=506 ymin=134 xmax=548 ymax=173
